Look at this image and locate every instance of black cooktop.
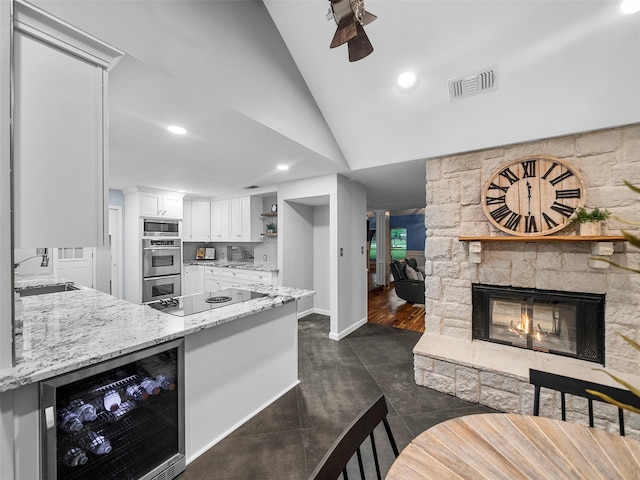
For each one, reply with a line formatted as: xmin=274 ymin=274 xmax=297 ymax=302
xmin=147 ymin=288 xmax=267 ymax=317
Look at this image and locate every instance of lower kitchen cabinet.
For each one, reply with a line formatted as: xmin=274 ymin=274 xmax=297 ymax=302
xmin=204 ymin=267 xmax=221 ymax=292
xmin=183 ymin=265 xmax=204 ymax=296
xmin=201 ymin=266 xmax=278 ymax=291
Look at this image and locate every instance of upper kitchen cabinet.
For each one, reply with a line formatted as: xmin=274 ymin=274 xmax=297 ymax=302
xmin=229 ymin=196 xmax=262 ymax=242
xmin=12 ymin=0 xmax=123 ymax=248
xmin=183 ymin=200 xmax=193 ymax=241
xmin=211 ymin=199 xmax=230 ymax=242
xmin=123 ymin=188 xmax=184 ymax=220
xmin=139 ymin=191 xmax=184 ymax=219
xmin=212 ymin=196 xmax=262 ymax=243
xmin=183 ymin=199 xmax=211 ymax=242
xmin=191 ymin=201 xmax=211 ymax=241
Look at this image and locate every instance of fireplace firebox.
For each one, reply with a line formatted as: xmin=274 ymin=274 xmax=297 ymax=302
xmin=472 ymin=284 xmax=605 ymax=364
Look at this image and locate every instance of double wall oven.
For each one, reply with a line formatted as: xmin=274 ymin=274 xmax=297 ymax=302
xmin=142 ymin=238 xmax=181 ymax=303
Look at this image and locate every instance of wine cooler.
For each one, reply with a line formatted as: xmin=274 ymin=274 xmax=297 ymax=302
xmin=40 ymin=340 xmax=185 ymax=480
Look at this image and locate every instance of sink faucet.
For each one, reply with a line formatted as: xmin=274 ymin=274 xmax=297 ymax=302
xmin=14 ymin=248 xmax=49 ymax=268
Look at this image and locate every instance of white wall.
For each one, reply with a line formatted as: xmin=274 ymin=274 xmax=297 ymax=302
xmin=0 ymin=8 xmax=13 ymax=480
xmin=312 ymin=205 xmax=330 ymax=314
xmin=336 ymin=175 xmax=367 ymax=338
xmin=281 ymin=201 xmax=314 ymax=315
xmin=279 ymin=174 xmax=367 ymax=339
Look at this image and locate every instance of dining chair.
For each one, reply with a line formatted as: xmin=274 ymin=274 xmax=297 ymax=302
xmin=529 ymin=368 xmax=640 ymax=436
xmin=308 ymin=394 xmax=399 ymax=480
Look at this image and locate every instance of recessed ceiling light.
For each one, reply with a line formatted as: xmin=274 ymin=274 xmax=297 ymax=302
xmin=398 ymin=72 xmax=417 ymax=89
xmin=167 ymin=125 xmax=187 ymax=135
xmin=277 ymin=165 xmax=289 ymax=171
xmin=621 ymin=0 xmax=640 ymax=14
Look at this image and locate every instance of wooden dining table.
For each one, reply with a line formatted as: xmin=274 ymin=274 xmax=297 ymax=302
xmin=386 ymin=413 xmax=640 ymax=479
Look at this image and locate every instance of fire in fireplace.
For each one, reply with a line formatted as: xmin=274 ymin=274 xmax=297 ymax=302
xmin=472 ymin=284 xmax=605 ymax=364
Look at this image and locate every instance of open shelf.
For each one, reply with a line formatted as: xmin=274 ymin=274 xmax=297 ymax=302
xmin=260 ymin=213 xmax=277 ymax=217
xmin=261 ymin=233 xmax=277 ymax=237
xmin=458 ymin=235 xmax=627 ymax=242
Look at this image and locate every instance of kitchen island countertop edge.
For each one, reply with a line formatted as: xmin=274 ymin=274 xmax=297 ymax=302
xmin=1 ymin=284 xmax=313 ymax=393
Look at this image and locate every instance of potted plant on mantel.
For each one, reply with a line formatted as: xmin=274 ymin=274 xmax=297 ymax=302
xmin=570 ymin=206 xmax=611 ymax=236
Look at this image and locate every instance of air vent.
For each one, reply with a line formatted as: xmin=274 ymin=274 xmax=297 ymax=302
xmin=448 ymin=66 xmax=497 ymax=101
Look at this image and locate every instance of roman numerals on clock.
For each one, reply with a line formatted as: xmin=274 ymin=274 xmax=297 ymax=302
xmin=481 ymin=156 xmax=585 ymax=236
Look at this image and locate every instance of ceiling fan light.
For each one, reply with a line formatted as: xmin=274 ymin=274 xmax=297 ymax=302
xmin=398 ymin=72 xmax=417 ymax=89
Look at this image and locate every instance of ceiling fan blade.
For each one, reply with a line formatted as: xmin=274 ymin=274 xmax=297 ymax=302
xmin=348 ymin=23 xmax=373 ymax=62
xmin=330 ymin=19 xmax=357 ymax=48
xmin=362 ymin=11 xmax=377 ymax=26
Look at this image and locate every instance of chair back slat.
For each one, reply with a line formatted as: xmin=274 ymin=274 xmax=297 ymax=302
xmin=529 ymin=368 xmax=640 ymax=436
xmin=309 ymin=394 xmax=398 ymax=480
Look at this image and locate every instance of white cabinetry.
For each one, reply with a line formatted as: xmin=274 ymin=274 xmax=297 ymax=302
xmin=140 ymin=191 xmax=183 ymax=219
xmin=12 ymin=1 xmax=123 ymax=248
xmin=218 ymin=268 xmax=254 ymax=289
xmin=191 ymin=202 xmax=211 ymax=241
xmin=204 ymin=267 xmax=221 ymax=292
xmin=183 ymin=200 xmax=193 ymax=241
xmin=213 ymin=196 xmax=262 ymax=243
xmin=184 ymin=200 xmax=210 ymax=241
xmin=211 ymin=199 xmax=230 ymax=241
xmin=184 ymin=264 xmax=205 ymax=295
xmin=207 ymin=267 xmax=277 ymax=290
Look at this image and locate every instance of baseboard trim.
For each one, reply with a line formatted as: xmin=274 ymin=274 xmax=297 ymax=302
xmin=186 ymin=380 xmax=300 ymax=464
xmin=329 ymin=316 xmax=367 ymax=341
xmin=297 ymin=308 xmax=314 ymax=319
xmin=313 ymin=308 xmax=330 ymax=316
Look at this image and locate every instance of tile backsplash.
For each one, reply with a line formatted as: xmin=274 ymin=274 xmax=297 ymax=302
xmin=183 ymin=239 xmax=276 ymax=267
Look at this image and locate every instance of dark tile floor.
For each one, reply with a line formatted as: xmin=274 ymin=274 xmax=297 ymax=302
xmin=179 ymin=314 xmax=495 ymax=479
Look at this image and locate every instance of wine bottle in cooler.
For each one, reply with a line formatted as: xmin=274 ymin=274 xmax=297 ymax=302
xmin=140 ymin=377 xmax=161 ymax=396
xmin=125 ymin=383 xmax=149 ymax=401
xmin=156 ymin=374 xmax=175 ymax=391
xmin=103 ymin=389 xmax=121 ymax=412
xmin=69 ymin=399 xmax=98 ymax=422
xmin=80 ymin=430 xmax=112 ymax=455
xmin=57 ymin=408 xmax=83 ymax=433
xmin=61 ymin=446 xmax=89 ymax=467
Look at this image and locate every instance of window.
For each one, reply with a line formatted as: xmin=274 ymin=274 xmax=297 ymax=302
xmin=58 ymin=247 xmax=85 ymax=260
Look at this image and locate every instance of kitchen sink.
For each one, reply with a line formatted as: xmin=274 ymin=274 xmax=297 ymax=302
xmin=16 ymin=284 xmax=79 ymax=297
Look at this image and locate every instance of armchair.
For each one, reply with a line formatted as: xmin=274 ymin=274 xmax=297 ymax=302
xmin=389 ymin=261 xmax=425 ymax=304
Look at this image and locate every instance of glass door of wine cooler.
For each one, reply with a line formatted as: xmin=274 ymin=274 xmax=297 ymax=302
xmin=40 ymin=340 xmax=185 ymax=480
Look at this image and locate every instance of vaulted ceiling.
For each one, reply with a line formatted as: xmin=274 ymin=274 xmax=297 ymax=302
xmin=29 ymin=0 xmax=640 ymax=211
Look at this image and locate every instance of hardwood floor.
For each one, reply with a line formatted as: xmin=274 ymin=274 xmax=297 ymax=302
xmin=368 ymin=281 xmax=425 ymax=333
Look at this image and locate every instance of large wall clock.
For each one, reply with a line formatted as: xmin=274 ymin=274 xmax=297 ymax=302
xmin=481 ymin=156 xmax=586 ymax=236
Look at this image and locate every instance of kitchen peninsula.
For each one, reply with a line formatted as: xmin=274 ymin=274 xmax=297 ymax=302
xmin=1 ymin=283 xmax=313 ymax=478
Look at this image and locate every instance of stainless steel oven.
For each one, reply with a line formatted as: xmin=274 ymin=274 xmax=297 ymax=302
xmin=143 ymin=275 xmax=181 ymax=303
xmin=142 ymin=239 xmax=181 ymax=302
xmin=143 ymin=239 xmax=181 ymax=278
xmin=143 ymin=218 xmax=180 ymax=237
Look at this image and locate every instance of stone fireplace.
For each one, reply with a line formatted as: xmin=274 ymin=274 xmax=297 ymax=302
xmin=413 ymin=124 xmax=640 ymax=438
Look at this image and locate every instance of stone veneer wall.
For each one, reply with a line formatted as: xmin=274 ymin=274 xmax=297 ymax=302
xmin=414 ymin=124 xmax=640 ymax=437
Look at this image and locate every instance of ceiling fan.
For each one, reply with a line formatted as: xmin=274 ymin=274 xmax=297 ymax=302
xmin=328 ymin=0 xmax=377 ymax=62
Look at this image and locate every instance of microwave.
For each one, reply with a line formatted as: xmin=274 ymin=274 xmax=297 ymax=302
xmin=143 ymin=218 xmax=180 ymax=237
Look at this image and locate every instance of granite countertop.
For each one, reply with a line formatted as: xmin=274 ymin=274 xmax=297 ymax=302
xmin=183 ymin=260 xmax=278 ymax=272
xmin=1 ymin=284 xmax=313 ymax=393
xmin=14 ymin=273 xmax=74 ymax=290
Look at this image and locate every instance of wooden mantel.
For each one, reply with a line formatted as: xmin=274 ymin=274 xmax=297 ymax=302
xmin=458 ymin=235 xmax=627 ymax=242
